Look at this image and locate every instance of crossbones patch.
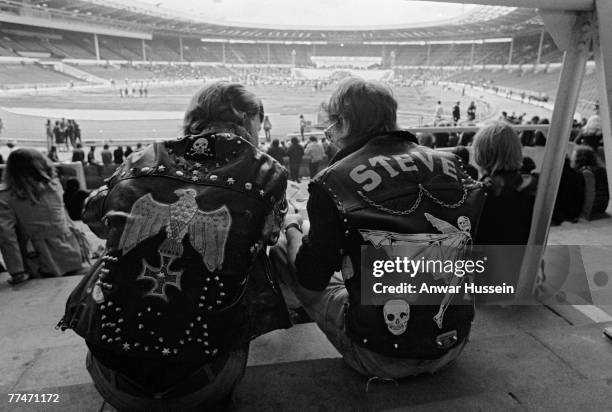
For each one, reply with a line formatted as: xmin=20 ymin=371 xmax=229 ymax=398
xmin=186 ymin=137 xmax=215 ymax=159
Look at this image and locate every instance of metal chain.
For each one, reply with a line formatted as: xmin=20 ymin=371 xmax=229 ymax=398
xmin=357 ymin=184 xmax=468 ymax=216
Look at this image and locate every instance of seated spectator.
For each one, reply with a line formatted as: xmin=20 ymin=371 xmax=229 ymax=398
xmin=304 ymin=135 xmax=325 ymax=178
xmin=113 ymin=146 xmax=124 ymax=165
xmin=72 ymin=143 xmax=85 ymax=163
xmin=453 ymin=145 xmax=479 ymax=180
xmin=276 ymin=77 xmax=486 ymax=379
xmin=572 ymin=145 xmax=610 ymax=219
xmin=124 ymin=146 xmax=133 ymax=158
xmin=63 ymin=178 xmax=89 ymax=221
xmin=448 ymin=132 xmax=459 ymax=147
xmin=267 ymin=139 xmax=286 ymax=164
xmin=520 ymin=156 xmax=537 ymax=175
xmin=87 ymin=146 xmax=97 ymax=165
xmin=552 ymin=157 xmax=585 ymax=225
xmin=459 ymin=131 xmax=475 ymax=146
xmin=575 ymin=115 xmax=603 ymax=151
xmin=101 ymin=144 xmax=113 ymax=166
xmin=0 ymin=149 xmax=89 ymax=285
xmin=287 ymin=137 xmax=304 ymax=181
xmin=62 ymin=81 xmax=290 ymax=411
xmin=474 ymin=122 xmax=537 ymax=245
xmin=433 ymin=131 xmax=449 ymax=148
xmin=417 ymin=132 xmax=434 ymax=148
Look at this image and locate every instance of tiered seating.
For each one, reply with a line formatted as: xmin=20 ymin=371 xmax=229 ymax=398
xmin=76 ymin=65 xmax=156 ymax=81
xmin=0 ymin=63 xmax=80 ymax=86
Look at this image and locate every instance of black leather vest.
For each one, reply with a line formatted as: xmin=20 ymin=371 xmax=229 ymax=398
xmin=61 ymin=124 xmax=289 ymax=362
xmin=316 ymin=130 xmax=486 ymax=359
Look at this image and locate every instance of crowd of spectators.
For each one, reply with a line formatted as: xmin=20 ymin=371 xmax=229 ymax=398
xmin=46 ymin=118 xmax=82 ymax=152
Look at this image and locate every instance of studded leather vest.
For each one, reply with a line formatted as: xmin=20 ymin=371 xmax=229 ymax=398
xmin=316 ymin=130 xmax=486 ymax=359
xmin=60 ymin=124 xmax=289 ymax=361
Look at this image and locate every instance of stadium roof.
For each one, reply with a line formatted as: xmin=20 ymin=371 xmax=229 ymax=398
xmin=0 ymin=0 xmax=544 ymax=41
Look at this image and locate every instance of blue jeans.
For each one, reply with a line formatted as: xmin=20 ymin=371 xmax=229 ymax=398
xmin=86 ymin=347 xmax=248 ymax=411
xmin=272 ymin=242 xmax=467 ymax=379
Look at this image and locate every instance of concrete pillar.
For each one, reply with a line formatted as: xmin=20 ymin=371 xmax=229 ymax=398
xmin=426 ymin=43 xmax=431 ymax=66
xmin=516 ymin=12 xmax=593 ymax=300
xmin=179 ymin=36 xmax=183 ymax=62
xmin=141 ymin=39 xmax=147 ymax=61
xmin=93 ymin=33 xmax=100 ymax=61
xmin=222 ymin=43 xmax=226 ymax=64
xmin=508 ymin=37 xmax=514 ymax=66
xmin=595 ymin=0 xmax=612 ymax=212
xmin=267 ymin=43 xmax=271 ymax=65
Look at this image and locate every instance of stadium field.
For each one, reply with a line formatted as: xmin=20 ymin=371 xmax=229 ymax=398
xmin=0 ymin=82 xmax=553 ymax=149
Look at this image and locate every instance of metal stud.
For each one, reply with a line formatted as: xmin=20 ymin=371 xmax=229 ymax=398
xmin=118 ymin=318 xmax=124 ymax=323
xmin=137 ymin=312 xmax=142 ymax=317
xmin=189 ymin=323 xmax=194 ymax=327
xmin=219 ymin=282 xmax=224 ymax=287
xmin=216 ymin=300 xmax=222 ymax=305
xmin=198 ymin=303 xmax=204 ymax=308
xmin=115 ymin=328 xmax=121 ymax=333
xmin=259 ymin=190 xmax=265 ymax=196
xmin=173 ymin=349 xmax=178 ymax=354
xmin=227 ymin=177 xmax=235 ymax=185
xmin=175 ymin=170 xmax=184 ymax=177
xmin=212 ymin=349 xmax=218 ymax=356
xmin=107 ymin=301 xmax=113 ymax=307
xmin=138 ymin=324 xmax=144 ymax=329
xmin=210 ymin=175 xmax=218 ymax=181
xmin=157 ymin=312 xmax=161 ymax=316
xmin=203 ymin=324 xmax=208 ymax=329
xmin=394 ymin=343 xmax=398 ymax=349
xmin=363 ymin=338 xmax=368 ymax=344
xmin=123 ymin=343 xmax=130 ymax=351
xmin=197 ymin=338 xmax=202 ymax=342
xmin=102 ymin=334 xmax=107 ymax=340
xmin=158 ymin=337 xmax=164 ymax=343
xmin=214 ymin=276 xmax=219 ymax=281
xmin=157 ymin=165 xmax=166 ymax=172
xmin=196 ymin=316 xmax=202 ymax=321
xmin=245 ymin=182 xmax=252 ymax=190
xmin=115 ymin=337 xmax=121 ymax=342
xmin=147 ymin=307 xmax=151 ymax=312
xmin=141 ymin=167 xmax=151 ymax=173
xmin=134 ymin=343 xmax=140 ymax=347
xmin=162 ymin=348 xmax=170 ymax=356
xmin=144 ymin=346 xmax=149 ymax=351
xmin=179 ymin=340 xmax=185 ymax=345
xmin=149 ymin=331 xmax=155 ymax=335
xmin=101 ymin=315 xmax=106 ymax=320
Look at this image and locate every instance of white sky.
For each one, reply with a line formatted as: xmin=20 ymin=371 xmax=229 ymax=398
xmin=133 ymin=0 xmax=479 ymax=29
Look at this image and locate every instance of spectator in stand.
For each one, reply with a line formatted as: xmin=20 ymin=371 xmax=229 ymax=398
xmin=87 ymin=146 xmax=97 ymax=165
xmin=287 ymin=137 xmax=304 ymax=181
xmin=499 ymin=111 xmax=509 ymax=122
xmin=135 ymin=143 xmax=143 ymax=152
xmin=572 ymin=145 xmax=609 ymax=219
xmin=575 ymin=114 xmax=603 ymax=151
xmin=101 ymin=144 xmax=113 ymax=166
xmin=552 ymin=156 xmax=585 ymax=225
xmin=299 ymin=114 xmax=306 ymax=141
xmin=453 ymin=145 xmax=479 ymax=180
xmin=267 ymin=139 xmax=286 ymax=164
xmin=434 ymin=100 xmax=444 ymax=124
xmin=433 ymin=130 xmax=449 ymax=148
xmin=520 ymin=156 xmax=537 ymax=175
xmin=72 ymin=143 xmax=85 ymax=164
xmin=73 ymin=120 xmax=82 ymax=144
xmin=417 ymin=132 xmax=434 ymax=148
xmin=452 ymin=101 xmax=461 ymax=124
xmin=53 ymin=121 xmax=63 ymax=151
xmin=473 ymin=121 xmax=537 ymax=245
xmin=47 ymin=146 xmax=59 ymax=163
xmin=66 ymin=120 xmax=76 ymax=148
xmin=124 ymin=146 xmax=133 ymax=158
xmin=45 ymin=119 xmax=54 ymax=149
xmin=459 ymin=131 xmax=475 ymax=146
xmin=467 ymin=101 xmax=476 ymax=121
xmin=63 ymin=178 xmax=89 ymax=221
xmin=448 ymin=132 xmax=459 ymax=147
xmin=113 ymin=146 xmax=124 ymax=165
xmin=263 ymin=115 xmax=272 ymax=142
xmin=304 ymin=136 xmax=325 ymax=178
xmin=0 ymin=149 xmax=89 ymax=285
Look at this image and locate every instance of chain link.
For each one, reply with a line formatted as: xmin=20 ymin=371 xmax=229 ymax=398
xmin=357 ymin=184 xmax=468 ymax=216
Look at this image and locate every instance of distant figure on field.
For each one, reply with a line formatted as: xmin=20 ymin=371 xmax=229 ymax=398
xmin=101 ymin=144 xmax=112 ymax=166
xmin=263 ymin=115 xmax=272 ymax=142
xmin=452 ymin=101 xmax=461 ymax=124
xmin=63 ymin=178 xmax=89 ymax=221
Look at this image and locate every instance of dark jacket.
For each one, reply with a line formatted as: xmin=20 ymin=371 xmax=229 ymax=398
xmin=296 ymin=130 xmax=486 ymax=359
xmin=61 ymin=123 xmax=291 ymax=365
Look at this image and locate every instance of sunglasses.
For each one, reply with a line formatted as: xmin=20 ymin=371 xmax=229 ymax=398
xmin=323 ymin=121 xmax=338 ymax=140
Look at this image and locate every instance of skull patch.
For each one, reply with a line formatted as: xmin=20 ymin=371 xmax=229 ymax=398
xmin=457 ymin=216 xmax=471 ymax=233
xmin=191 ymin=138 xmax=210 ymax=155
xmin=383 ymin=299 xmax=410 ymax=336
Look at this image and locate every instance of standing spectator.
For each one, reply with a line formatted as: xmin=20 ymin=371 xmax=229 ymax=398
xmin=135 ymin=143 xmax=143 ymax=152
xmin=417 ymin=132 xmax=434 ymax=148
xmin=459 ymin=131 xmax=475 ymax=146
xmin=47 ymin=146 xmax=59 ymax=163
xmin=113 ymin=146 xmax=124 ymax=165
xmin=101 ymin=144 xmax=113 ymax=166
xmin=304 ymin=136 xmax=324 ymax=178
xmin=0 ymin=149 xmax=88 ymax=284
xmin=552 ymin=157 xmax=585 ymax=225
xmin=287 ymin=137 xmax=304 ymax=181
xmin=467 ymin=101 xmax=476 ymax=121
xmin=575 ymin=114 xmax=603 ymax=151
xmin=73 ymin=120 xmax=82 ymax=144
xmin=452 ymin=101 xmax=461 ymax=124
xmin=72 ymin=143 xmax=85 ymax=163
xmin=63 ymin=178 xmax=89 ymax=221
xmin=267 ymin=139 xmax=286 ymax=164
xmin=434 ymin=100 xmax=444 ymax=124
xmin=124 ymin=146 xmax=133 ymax=158
xmin=45 ymin=120 xmax=54 ymax=151
xmin=263 ymin=115 xmax=272 ymax=142
xmin=299 ymin=114 xmax=306 ymax=141
xmin=87 ymin=146 xmax=97 ymax=165
xmin=53 ymin=121 xmax=63 ymax=151
xmin=66 ymin=120 xmax=76 ymax=148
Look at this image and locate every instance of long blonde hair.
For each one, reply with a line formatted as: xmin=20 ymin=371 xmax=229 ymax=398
xmin=473 ymin=121 xmax=522 ymax=176
xmin=4 ymin=148 xmax=57 ymax=203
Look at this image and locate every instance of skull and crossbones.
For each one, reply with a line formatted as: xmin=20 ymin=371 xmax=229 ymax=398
xmin=383 ymin=299 xmax=410 ymax=335
xmin=189 ymin=138 xmax=211 ymax=156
